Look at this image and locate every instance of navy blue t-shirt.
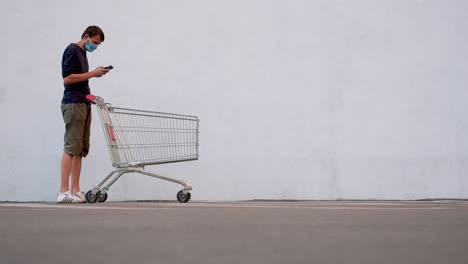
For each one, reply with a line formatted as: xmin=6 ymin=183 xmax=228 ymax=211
xmin=61 ymin=43 xmax=90 ymax=104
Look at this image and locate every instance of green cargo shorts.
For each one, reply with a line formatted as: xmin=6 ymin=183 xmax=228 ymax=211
xmin=61 ymin=103 xmax=92 ymax=157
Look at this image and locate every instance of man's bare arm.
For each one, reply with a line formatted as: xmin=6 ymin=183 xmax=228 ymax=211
xmin=64 ymin=67 xmax=109 ymax=85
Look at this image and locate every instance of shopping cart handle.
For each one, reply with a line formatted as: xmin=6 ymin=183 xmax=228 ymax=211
xmin=86 ymin=94 xmax=105 ymax=105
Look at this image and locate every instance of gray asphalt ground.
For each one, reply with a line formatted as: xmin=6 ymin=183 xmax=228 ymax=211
xmin=1 ymin=201 xmax=468 ymax=264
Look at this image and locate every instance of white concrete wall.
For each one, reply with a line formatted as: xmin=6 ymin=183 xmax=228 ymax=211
xmin=1 ymin=0 xmax=467 ymax=201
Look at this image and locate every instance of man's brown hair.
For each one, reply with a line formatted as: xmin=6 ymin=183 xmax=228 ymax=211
xmin=81 ymin=26 xmax=105 ymax=41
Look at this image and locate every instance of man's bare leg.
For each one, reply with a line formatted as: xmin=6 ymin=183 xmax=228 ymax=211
xmin=70 ymin=156 xmax=83 ymax=193
xmin=60 ymin=152 xmax=73 ymax=193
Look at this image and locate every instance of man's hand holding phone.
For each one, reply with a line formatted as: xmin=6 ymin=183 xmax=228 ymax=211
xmin=93 ymin=65 xmax=113 ymax=77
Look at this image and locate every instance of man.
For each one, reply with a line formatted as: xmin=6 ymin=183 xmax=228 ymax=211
xmin=58 ymin=25 xmax=110 ymax=203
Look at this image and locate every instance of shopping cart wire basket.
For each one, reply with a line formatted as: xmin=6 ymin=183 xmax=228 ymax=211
xmin=85 ymin=94 xmax=199 ymax=203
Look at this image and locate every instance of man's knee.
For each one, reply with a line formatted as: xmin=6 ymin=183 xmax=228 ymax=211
xmin=64 ymin=141 xmax=84 ymax=156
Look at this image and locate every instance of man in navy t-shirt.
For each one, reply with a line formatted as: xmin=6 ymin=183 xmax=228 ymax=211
xmin=58 ymin=25 xmax=110 ymax=203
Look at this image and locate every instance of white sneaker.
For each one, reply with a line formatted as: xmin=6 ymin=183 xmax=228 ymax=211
xmin=72 ymin=191 xmax=87 ymax=203
xmin=56 ymin=191 xmax=80 ymax=203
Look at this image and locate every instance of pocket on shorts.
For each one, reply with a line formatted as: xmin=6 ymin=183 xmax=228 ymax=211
xmin=61 ymin=104 xmax=73 ymax=124
xmin=72 ymin=103 xmax=87 ymax=121
xmin=62 ymin=103 xmax=87 ymax=124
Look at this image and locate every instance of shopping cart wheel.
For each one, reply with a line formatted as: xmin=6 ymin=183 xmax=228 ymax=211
xmin=177 ymin=190 xmax=191 ymax=203
xmin=98 ymin=192 xmax=108 ymax=203
xmin=86 ymin=190 xmax=98 ymax=203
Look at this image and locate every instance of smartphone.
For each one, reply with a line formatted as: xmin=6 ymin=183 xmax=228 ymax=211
xmin=104 ymin=65 xmax=114 ymax=70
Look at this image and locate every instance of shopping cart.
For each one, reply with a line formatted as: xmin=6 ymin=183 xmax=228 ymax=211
xmin=85 ymin=94 xmax=199 ymax=203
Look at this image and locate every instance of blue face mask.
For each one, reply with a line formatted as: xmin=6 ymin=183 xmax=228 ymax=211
xmin=85 ymin=39 xmax=98 ymax=52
